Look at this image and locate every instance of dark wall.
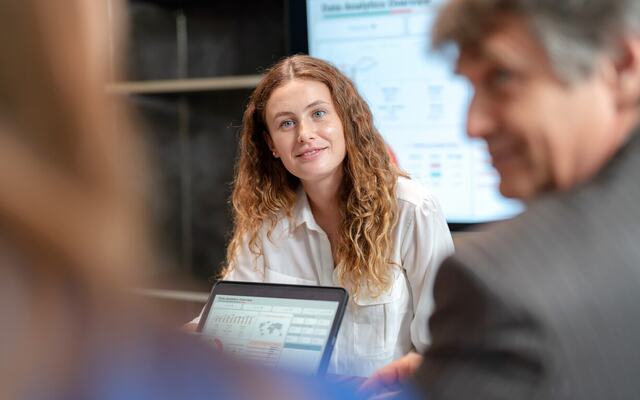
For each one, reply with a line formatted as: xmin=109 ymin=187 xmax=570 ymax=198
xmin=126 ymin=0 xmax=286 ymax=283
xmin=128 ymin=0 xmax=287 ymax=79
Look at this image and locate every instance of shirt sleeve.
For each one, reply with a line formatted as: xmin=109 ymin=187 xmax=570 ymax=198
xmin=401 ymin=195 xmax=455 ymax=353
xmin=189 ymin=234 xmax=265 ymax=324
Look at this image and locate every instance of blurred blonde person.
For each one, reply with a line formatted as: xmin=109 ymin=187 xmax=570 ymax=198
xmin=0 ymin=0 xmax=153 ymax=396
xmin=0 ymin=2 xmax=334 ymax=400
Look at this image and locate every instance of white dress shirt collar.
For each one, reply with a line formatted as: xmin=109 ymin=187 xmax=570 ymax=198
xmin=292 ymin=186 xmax=323 ymax=234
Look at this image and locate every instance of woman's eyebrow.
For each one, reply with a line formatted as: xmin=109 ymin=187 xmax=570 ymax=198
xmin=304 ymin=100 xmax=329 ymax=110
xmin=272 ymin=100 xmax=329 ymax=121
xmin=272 ymin=110 xmax=294 ymax=120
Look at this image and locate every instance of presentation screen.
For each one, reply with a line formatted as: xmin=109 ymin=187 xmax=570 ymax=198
xmin=293 ymin=0 xmax=523 ymax=224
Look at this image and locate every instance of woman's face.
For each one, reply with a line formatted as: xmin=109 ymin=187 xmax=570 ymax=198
xmin=264 ymin=79 xmax=346 ymax=187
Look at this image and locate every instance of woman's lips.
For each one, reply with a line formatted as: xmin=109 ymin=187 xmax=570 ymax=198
xmin=296 ymin=147 xmax=327 ymax=161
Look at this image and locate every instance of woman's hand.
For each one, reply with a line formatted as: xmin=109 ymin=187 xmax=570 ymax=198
xmin=183 ymin=322 xmax=198 ymax=332
xmin=358 ymin=352 xmax=424 ymax=397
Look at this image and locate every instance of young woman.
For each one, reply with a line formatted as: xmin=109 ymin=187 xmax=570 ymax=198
xmin=194 ymin=55 xmax=454 ymax=377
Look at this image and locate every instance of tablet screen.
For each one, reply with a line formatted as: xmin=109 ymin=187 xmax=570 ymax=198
xmin=200 ymin=294 xmax=340 ymax=374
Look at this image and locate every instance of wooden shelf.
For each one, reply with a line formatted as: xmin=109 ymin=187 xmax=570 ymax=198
xmin=107 ymin=74 xmax=262 ymax=94
xmin=132 ymin=288 xmax=209 ymax=303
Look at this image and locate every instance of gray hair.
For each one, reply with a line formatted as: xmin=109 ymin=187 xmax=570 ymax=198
xmin=432 ymin=0 xmax=640 ymax=83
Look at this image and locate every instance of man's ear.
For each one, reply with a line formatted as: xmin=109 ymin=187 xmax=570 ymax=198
xmin=611 ymin=37 xmax=640 ymax=108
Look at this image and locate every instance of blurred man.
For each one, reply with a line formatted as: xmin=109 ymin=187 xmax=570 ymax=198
xmin=362 ymin=0 xmax=640 ymax=398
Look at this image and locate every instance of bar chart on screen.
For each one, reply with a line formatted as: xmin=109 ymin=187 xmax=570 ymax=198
xmin=204 ymin=304 xmax=293 ymax=365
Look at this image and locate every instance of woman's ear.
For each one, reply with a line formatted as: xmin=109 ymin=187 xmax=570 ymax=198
xmin=264 ymin=131 xmax=279 ymax=158
xmin=610 ymin=37 xmax=640 ymax=108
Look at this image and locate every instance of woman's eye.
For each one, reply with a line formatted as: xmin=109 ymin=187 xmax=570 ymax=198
xmin=280 ymin=120 xmax=295 ymax=129
xmin=312 ymin=110 xmax=326 ymax=119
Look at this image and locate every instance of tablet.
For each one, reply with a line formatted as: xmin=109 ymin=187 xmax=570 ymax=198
xmin=197 ymin=280 xmax=349 ymax=375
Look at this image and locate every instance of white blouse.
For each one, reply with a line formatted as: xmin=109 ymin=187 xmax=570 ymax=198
xmin=193 ymin=177 xmax=454 ymax=377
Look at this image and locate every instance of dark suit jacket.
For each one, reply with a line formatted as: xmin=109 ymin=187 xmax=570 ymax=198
xmin=414 ymin=131 xmax=640 ymax=399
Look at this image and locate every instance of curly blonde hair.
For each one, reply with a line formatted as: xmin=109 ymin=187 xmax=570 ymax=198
xmin=224 ymin=55 xmax=406 ymax=298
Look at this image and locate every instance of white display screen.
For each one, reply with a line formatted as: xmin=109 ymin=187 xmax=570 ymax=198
xmin=306 ymin=0 xmax=523 ymax=223
xmin=201 ymin=294 xmax=339 ymax=374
